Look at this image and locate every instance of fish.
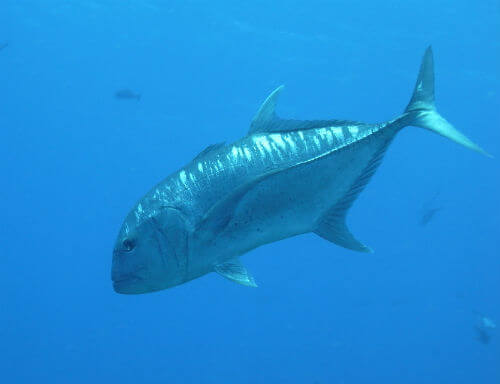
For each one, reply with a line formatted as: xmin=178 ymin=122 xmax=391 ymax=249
xmin=111 ymin=47 xmax=489 ymax=294
xmin=0 ymin=43 xmax=8 ymax=51
xmin=475 ymin=326 xmax=492 ymax=344
xmin=420 ymin=206 xmax=441 ymax=226
xmin=419 ymin=191 xmax=442 ymax=226
xmin=114 ymin=89 xmax=141 ymax=101
xmin=475 ymin=315 xmax=496 ymax=345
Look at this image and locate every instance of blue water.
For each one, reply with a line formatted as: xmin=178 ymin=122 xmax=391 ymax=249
xmin=1 ymin=1 xmax=499 ymax=383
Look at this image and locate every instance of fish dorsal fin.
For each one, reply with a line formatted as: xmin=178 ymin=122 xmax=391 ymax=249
xmin=314 ymin=139 xmax=394 ymax=253
xmin=193 ymin=142 xmax=225 ymax=162
xmin=249 ymin=86 xmax=364 ymax=134
xmin=249 ymin=85 xmax=284 ymax=134
xmin=215 ymin=258 xmax=257 ymax=287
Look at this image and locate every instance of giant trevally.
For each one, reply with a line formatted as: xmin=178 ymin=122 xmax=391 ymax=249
xmin=112 ymin=47 xmax=489 ymax=294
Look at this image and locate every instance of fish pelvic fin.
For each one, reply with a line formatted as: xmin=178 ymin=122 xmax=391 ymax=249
xmin=215 ymin=258 xmax=258 ymax=287
xmin=401 ymin=46 xmax=491 ymax=157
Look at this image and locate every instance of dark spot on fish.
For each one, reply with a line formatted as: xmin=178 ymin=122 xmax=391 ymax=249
xmin=0 ymin=42 xmax=8 ymax=51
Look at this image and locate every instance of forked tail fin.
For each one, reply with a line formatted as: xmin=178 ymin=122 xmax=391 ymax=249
xmin=404 ymin=46 xmax=491 ymax=157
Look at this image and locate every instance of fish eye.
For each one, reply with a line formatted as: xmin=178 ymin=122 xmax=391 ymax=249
xmin=122 ymin=238 xmax=136 ymax=252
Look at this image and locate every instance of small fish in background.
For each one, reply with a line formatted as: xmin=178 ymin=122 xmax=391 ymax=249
xmin=0 ymin=42 xmax=8 ymax=51
xmin=419 ymin=191 xmax=442 ymax=226
xmin=420 ymin=206 xmax=441 ymax=226
xmin=114 ymin=89 xmax=141 ymax=101
xmin=474 ymin=313 xmax=496 ymax=345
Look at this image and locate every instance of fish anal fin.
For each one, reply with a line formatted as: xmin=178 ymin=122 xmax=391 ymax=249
xmin=315 ymin=213 xmax=373 ymax=253
xmin=336 ymin=138 xmax=392 ymax=214
xmin=215 ymin=258 xmax=257 ymax=287
xmin=314 ymin=138 xmax=394 ymax=253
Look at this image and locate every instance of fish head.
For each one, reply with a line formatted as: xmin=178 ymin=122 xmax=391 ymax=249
xmin=112 ymin=205 xmax=190 ymax=294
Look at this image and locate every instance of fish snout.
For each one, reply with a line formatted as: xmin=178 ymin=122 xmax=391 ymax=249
xmin=111 ymin=246 xmax=147 ymax=293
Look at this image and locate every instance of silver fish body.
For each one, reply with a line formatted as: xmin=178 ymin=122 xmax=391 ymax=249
xmin=112 ymin=47 xmax=488 ymax=294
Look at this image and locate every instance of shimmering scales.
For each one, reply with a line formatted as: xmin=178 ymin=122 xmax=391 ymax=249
xmin=255 ymin=144 xmax=265 ymax=157
xmin=137 ymin=203 xmax=143 ymax=214
xmin=262 ymin=138 xmax=272 ymax=155
xmin=348 ymin=125 xmax=360 ymax=137
xmin=313 ymin=136 xmax=322 ymax=150
xmin=342 ymin=126 xmax=355 ymax=141
xmin=318 ymin=128 xmax=334 ymax=146
xmin=191 ymin=124 xmax=379 ymax=194
xmin=291 ymin=125 xmax=371 ymax=159
xmin=243 ymin=147 xmax=252 ymax=161
xmin=332 ymin=127 xmax=344 ymax=140
xmin=231 ymin=146 xmax=239 ymax=159
xmin=152 ymin=189 xmax=161 ymax=199
xmin=282 ymin=134 xmax=297 ymax=153
xmin=179 ymin=170 xmax=188 ymax=186
xmin=269 ymin=134 xmax=287 ymax=151
xmin=253 ymin=136 xmax=273 ymax=156
xmin=269 ymin=141 xmax=283 ymax=160
xmin=152 ymin=187 xmax=170 ymax=202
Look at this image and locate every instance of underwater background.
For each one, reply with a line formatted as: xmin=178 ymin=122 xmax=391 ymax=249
xmin=1 ymin=1 xmax=499 ymax=383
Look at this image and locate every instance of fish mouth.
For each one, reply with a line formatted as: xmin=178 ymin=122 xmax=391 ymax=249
xmin=113 ymin=278 xmax=168 ymax=295
xmin=112 ymin=268 xmax=148 ymax=294
xmin=113 ymin=276 xmax=147 ymax=294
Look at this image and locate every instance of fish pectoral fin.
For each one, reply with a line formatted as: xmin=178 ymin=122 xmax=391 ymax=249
xmin=214 ymin=259 xmax=258 ymax=287
xmin=196 ymin=168 xmax=281 ymax=238
xmin=314 ymin=213 xmax=373 ymax=253
xmin=196 ymin=191 xmax=242 ymax=239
